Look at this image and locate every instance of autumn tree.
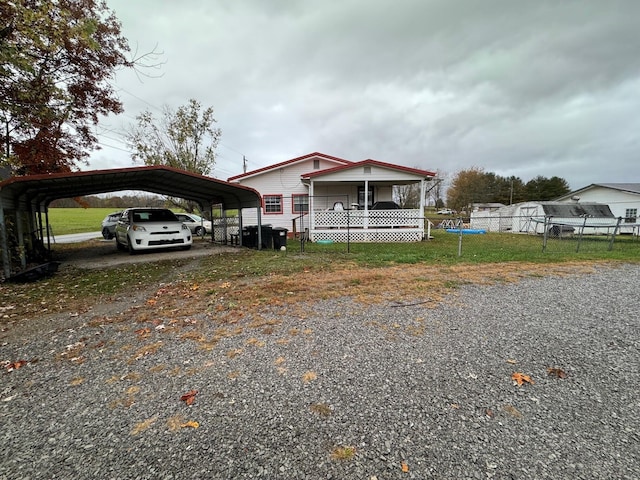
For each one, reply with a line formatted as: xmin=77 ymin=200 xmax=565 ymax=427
xmin=446 ymin=167 xmax=491 ymax=212
xmin=126 ymin=99 xmax=221 ymax=177
xmin=0 ymin=0 xmax=152 ymax=175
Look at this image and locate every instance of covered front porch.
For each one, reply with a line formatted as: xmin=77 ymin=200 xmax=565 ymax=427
xmin=301 ymin=160 xmax=437 ymax=242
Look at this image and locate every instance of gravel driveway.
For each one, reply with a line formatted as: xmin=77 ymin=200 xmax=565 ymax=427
xmin=1 ymin=263 xmax=638 ymax=479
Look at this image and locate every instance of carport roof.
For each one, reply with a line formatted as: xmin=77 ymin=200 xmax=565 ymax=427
xmin=0 ymin=165 xmax=261 ymax=210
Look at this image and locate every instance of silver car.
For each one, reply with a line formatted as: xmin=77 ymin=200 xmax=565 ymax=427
xmin=115 ymin=208 xmax=192 ymax=254
xmin=101 ymin=211 xmax=122 ymax=239
xmin=175 ymin=213 xmax=213 ymax=236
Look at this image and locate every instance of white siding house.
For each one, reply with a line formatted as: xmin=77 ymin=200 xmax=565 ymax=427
xmin=228 ymin=152 xmax=437 ymax=242
xmin=227 ymin=152 xmax=352 ymax=234
xmin=555 ymin=183 xmax=640 ymax=234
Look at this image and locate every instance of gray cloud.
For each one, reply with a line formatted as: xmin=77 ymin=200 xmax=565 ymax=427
xmin=91 ymin=0 xmax=640 ymax=189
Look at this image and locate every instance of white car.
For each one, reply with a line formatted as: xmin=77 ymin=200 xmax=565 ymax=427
xmin=115 ymin=208 xmax=192 ymax=254
xmin=175 ymin=212 xmax=213 ymax=236
xmin=437 ymin=208 xmax=456 ymax=215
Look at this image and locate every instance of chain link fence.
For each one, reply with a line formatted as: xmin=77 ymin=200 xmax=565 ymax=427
xmin=436 ymin=212 xmax=639 ymax=256
xmin=209 ymin=198 xmax=640 ymax=258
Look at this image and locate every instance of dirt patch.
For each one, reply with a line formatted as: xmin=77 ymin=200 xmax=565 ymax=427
xmin=55 ymin=238 xmax=237 ymax=269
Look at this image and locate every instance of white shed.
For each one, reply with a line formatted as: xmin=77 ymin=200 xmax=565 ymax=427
xmin=470 ymin=201 xmax=618 ymax=235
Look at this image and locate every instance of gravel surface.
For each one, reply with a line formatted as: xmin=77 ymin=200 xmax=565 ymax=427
xmin=1 ymin=263 xmax=639 ymax=479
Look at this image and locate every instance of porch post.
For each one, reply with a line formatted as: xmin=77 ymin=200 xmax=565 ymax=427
xmin=419 ymin=179 xmax=426 ymax=235
xmin=309 ymin=180 xmax=315 ymax=240
xmin=363 ymin=180 xmax=369 ymax=229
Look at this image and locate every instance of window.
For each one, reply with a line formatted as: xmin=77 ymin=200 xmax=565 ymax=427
xmin=292 ymin=194 xmax=309 ymax=213
xmin=313 ymin=159 xmax=320 ymax=169
xmin=263 ymin=195 xmax=283 ymax=214
xmin=358 ymin=186 xmax=374 ymax=209
xmin=625 ymin=208 xmax=637 ymax=223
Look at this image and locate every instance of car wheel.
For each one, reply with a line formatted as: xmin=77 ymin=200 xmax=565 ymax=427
xmin=127 ymin=236 xmax=137 ymax=255
xmin=194 ymin=226 xmax=205 ymax=236
xmin=116 ymin=237 xmax=126 ymax=251
xmin=102 ymin=228 xmax=112 ymax=239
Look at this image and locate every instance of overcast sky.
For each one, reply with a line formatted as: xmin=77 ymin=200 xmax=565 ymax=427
xmin=89 ymin=0 xmax=640 ymax=190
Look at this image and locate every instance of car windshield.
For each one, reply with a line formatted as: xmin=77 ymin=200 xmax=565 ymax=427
xmin=132 ymin=209 xmax=178 ymax=222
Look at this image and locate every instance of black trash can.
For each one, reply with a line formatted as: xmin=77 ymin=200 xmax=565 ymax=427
xmin=260 ymin=225 xmax=273 ymax=249
xmin=272 ymin=227 xmax=288 ymax=249
xmin=242 ymin=225 xmax=272 ymax=249
xmin=242 ymin=226 xmax=257 ymax=248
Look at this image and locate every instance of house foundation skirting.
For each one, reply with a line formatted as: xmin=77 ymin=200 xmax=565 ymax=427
xmin=311 ymin=228 xmax=425 ymax=242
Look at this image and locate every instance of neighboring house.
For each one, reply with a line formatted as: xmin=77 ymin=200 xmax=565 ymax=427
xmin=470 ymin=201 xmax=618 ymax=235
xmin=555 ymin=183 xmax=640 ymax=234
xmin=228 ymin=152 xmax=437 ymax=242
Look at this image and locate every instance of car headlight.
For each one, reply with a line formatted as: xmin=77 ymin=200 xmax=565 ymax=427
xmin=132 ymin=225 xmax=146 ymax=231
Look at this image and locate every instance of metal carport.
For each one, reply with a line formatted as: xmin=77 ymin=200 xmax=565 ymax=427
xmin=0 ymin=166 xmax=263 ymax=280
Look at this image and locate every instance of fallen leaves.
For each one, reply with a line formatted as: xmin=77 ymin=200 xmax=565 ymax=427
xmin=309 ymin=403 xmax=332 ymax=416
xmin=302 ymin=371 xmax=317 ymax=383
xmin=181 ymin=420 xmax=199 ymax=429
xmin=131 ymin=417 xmax=157 ymax=435
xmin=547 ymin=367 xmax=567 ymax=379
xmin=3 ymin=359 xmax=28 ymax=372
xmin=180 ymin=389 xmax=198 ymax=406
xmin=503 ymin=405 xmax=523 ymax=419
xmin=511 ymin=372 xmax=534 ymax=386
xmin=401 ymin=462 xmax=410 ymax=472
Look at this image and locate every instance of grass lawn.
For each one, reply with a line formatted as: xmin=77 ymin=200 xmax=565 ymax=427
xmin=47 ymin=207 xmax=120 ymax=235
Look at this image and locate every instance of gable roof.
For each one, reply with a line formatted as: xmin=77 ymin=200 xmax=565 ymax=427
xmin=556 ymin=183 xmax=640 ymax=200
xmin=227 ymin=152 xmax=351 ymax=182
xmin=301 ymin=159 xmax=437 ymax=179
xmin=0 ymin=165 xmax=261 ymax=211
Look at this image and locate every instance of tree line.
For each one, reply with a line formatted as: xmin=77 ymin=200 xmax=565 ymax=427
xmin=445 ymin=168 xmax=571 ymax=212
xmin=50 ymin=194 xmax=165 ymax=209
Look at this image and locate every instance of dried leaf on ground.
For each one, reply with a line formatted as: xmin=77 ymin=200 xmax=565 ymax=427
xmin=181 ymin=420 xmax=199 ymax=429
xmin=131 ymin=417 xmax=157 ymax=435
xmin=511 ymin=372 xmax=534 ymax=386
xmin=4 ymin=360 xmax=28 ymax=372
xmin=401 ymin=462 xmax=410 ymax=472
xmin=180 ymin=389 xmax=198 ymax=405
xmin=503 ymin=405 xmax=523 ymax=418
xmin=302 ymin=371 xmax=317 ymax=383
xmin=547 ymin=367 xmax=567 ymax=378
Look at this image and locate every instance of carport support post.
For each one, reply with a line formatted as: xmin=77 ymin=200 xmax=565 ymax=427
xmin=257 ymin=204 xmax=263 ymax=250
xmin=0 ymin=199 xmax=10 ymax=279
xmin=15 ymin=209 xmax=26 ymax=270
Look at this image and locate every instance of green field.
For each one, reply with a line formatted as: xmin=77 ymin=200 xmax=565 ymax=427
xmin=47 ymin=207 xmax=120 ymax=235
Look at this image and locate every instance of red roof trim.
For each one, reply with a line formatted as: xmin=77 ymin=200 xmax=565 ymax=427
xmin=0 ymin=165 xmax=259 ymax=193
xmin=227 ymin=152 xmax=352 ymax=181
xmin=301 ymin=159 xmax=437 ymax=178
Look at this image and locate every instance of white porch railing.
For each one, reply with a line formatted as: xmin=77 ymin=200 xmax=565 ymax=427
xmin=311 ymin=209 xmax=428 ymax=242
